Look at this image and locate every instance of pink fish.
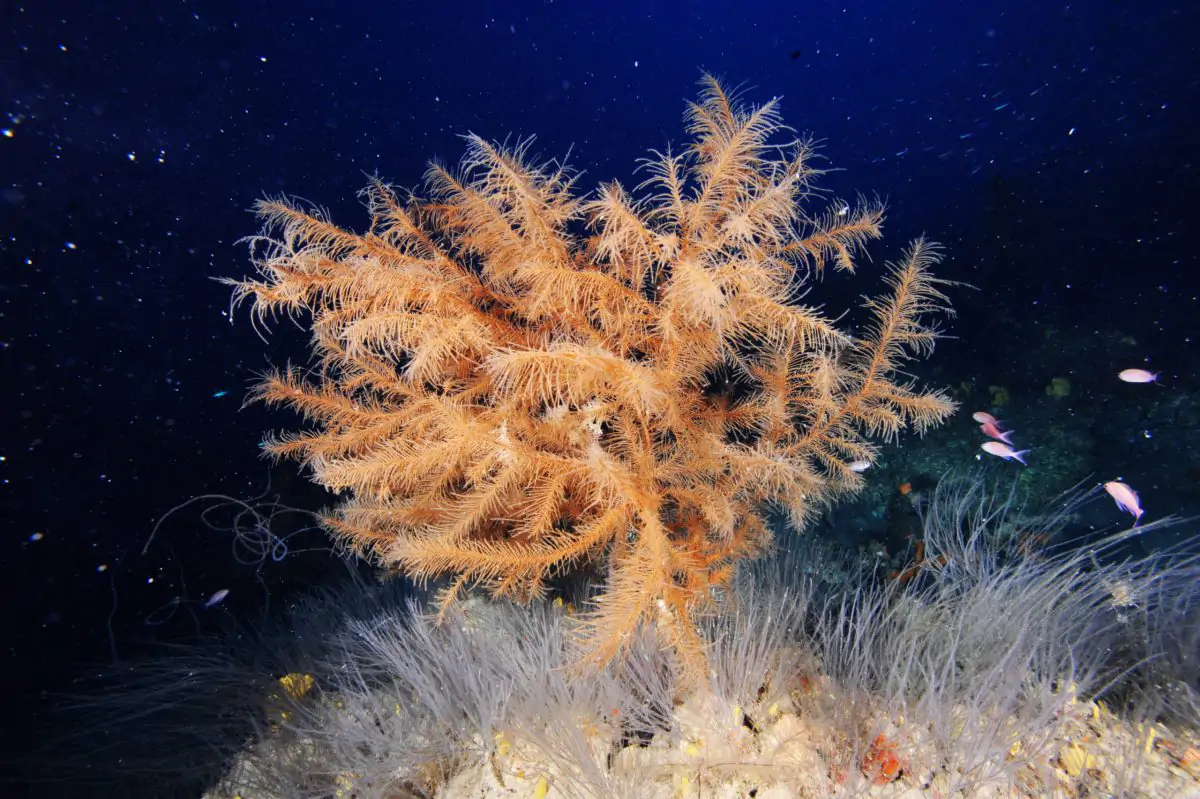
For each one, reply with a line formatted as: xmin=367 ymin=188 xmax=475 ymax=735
xmin=979 ymin=421 xmax=1014 ymax=444
xmin=1118 ymin=369 xmax=1158 ymax=384
xmin=981 ymin=441 xmax=1029 ymax=465
xmin=1104 ymin=480 xmax=1144 ymax=526
xmin=973 ymin=411 xmax=999 ymax=425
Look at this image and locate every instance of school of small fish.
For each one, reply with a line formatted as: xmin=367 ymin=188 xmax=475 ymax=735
xmin=974 ymin=411 xmax=1029 ymax=465
xmin=975 ymin=366 xmax=1159 ymax=526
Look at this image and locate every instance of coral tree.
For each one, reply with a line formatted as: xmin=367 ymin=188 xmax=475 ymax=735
xmin=226 ymin=76 xmax=957 ymax=677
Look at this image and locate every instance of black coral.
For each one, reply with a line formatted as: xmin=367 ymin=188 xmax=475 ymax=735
xmin=227 ymin=76 xmax=957 ymax=676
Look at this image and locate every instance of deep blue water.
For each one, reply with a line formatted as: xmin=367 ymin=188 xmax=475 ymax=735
xmin=2 ymin=0 xmax=1198 ymax=793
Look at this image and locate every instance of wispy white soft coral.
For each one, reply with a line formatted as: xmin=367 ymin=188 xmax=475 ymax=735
xmin=32 ymin=474 xmax=1200 ymax=799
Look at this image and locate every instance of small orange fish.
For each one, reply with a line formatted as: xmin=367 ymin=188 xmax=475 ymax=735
xmin=981 ymin=441 xmax=1029 ymax=465
xmin=1104 ymin=480 xmax=1144 ymax=526
xmin=973 ymin=411 xmax=999 ymax=425
xmin=979 ymin=421 xmax=1014 ymax=444
xmin=1118 ymin=368 xmax=1158 ymax=384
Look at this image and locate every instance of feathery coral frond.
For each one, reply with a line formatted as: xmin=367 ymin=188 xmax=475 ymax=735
xmin=781 ymin=194 xmax=887 ymax=274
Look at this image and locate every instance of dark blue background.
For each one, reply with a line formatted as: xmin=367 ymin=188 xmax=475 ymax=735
xmin=2 ymin=0 xmax=1197 ymax=781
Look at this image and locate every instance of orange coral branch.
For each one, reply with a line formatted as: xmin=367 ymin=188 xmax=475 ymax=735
xmin=229 ymin=75 xmax=957 ymax=679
